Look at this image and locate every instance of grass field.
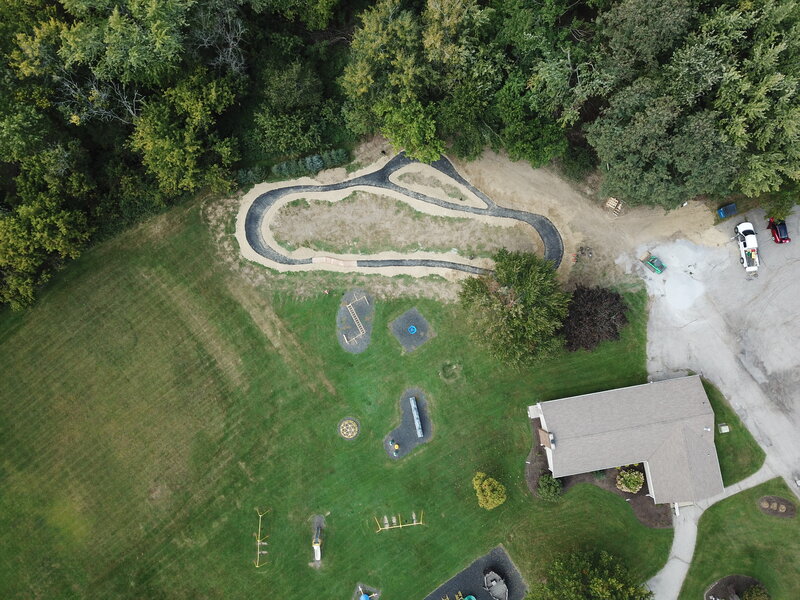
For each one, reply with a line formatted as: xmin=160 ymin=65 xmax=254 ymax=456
xmin=0 ymin=200 xmax=672 ymax=599
xmin=679 ymin=478 xmax=800 ymax=599
xmin=702 ymin=380 xmax=766 ymax=486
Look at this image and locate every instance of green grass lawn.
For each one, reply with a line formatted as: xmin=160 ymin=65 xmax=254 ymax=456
xmin=679 ymin=478 xmax=800 ymax=599
xmin=702 ymin=380 xmax=766 ymax=486
xmin=0 ymin=201 xmax=672 ymax=599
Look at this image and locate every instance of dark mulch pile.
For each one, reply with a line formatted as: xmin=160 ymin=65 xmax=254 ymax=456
xmin=561 ymin=466 xmax=673 ymax=529
xmin=525 ymin=418 xmax=550 ymax=496
xmin=758 ymin=495 xmax=797 ymax=518
xmin=705 ymin=574 xmax=761 ymax=600
xmin=422 ymin=545 xmax=527 ymax=600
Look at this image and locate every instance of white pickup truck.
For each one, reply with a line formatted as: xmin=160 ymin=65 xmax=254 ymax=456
xmin=735 ymin=222 xmax=759 ymax=273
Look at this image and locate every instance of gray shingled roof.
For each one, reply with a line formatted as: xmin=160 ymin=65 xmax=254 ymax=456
xmin=532 ymin=375 xmax=724 ymax=504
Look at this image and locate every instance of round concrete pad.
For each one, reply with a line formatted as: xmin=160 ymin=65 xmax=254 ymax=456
xmin=384 ymin=388 xmax=432 ymax=459
xmin=337 ymin=289 xmax=374 ymax=353
xmin=390 ymin=308 xmax=435 ymax=352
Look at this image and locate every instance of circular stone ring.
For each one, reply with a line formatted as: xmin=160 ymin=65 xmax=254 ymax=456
xmin=338 ymin=418 xmax=360 ymax=440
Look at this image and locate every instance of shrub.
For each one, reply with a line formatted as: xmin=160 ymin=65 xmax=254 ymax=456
xmin=559 ymin=143 xmax=597 ymax=181
xmin=321 ymin=148 xmax=350 ymax=168
xmin=537 ymin=473 xmax=563 ymax=502
xmin=563 ymin=286 xmax=629 ymax=352
xmin=472 ymin=472 xmax=507 ymax=510
xmin=270 ymin=149 xmax=350 ymax=181
xmin=304 ymin=154 xmax=325 ymax=173
xmin=743 ymin=585 xmax=770 ymax=600
xmin=616 ymin=469 xmax=645 ymax=493
xmin=237 ymin=167 xmax=268 ymax=185
xmin=531 ymin=551 xmax=653 ymax=600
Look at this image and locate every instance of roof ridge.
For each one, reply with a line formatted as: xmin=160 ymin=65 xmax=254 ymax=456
xmin=538 ymin=375 xmax=700 ymax=406
xmin=552 ymin=412 xmax=710 ymax=442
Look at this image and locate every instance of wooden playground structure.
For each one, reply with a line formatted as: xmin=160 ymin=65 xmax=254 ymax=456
xmin=373 ymin=510 xmax=425 ymax=533
xmin=342 ymin=294 xmax=369 ymax=345
xmin=253 ymin=508 xmax=269 ymax=567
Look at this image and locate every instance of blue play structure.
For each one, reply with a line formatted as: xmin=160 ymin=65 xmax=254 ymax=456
xmin=407 ymin=325 xmax=417 ymax=334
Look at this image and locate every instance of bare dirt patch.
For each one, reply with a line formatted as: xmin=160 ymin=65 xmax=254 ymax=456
xmin=449 ymin=150 xmax=727 ymax=287
xmin=391 ymin=164 xmax=486 ymax=209
xmin=758 ymin=495 xmax=796 ymax=518
xmin=270 ymin=191 xmax=540 ymax=258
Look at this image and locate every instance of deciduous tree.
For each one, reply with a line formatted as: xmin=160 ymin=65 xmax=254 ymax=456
xmin=460 ymin=250 xmax=569 ymax=366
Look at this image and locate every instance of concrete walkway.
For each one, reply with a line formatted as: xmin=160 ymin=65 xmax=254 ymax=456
xmin=646 ymin=464 xmax=777 ymax=599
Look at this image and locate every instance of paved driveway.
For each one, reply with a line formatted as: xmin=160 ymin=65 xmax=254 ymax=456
xmin=627 ymin=207 xmax=800 ymax=599
xmin=637 ymin=207 xmax=800 ymax=493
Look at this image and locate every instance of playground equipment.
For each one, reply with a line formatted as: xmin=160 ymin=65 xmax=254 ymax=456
xmin=342 ymin=295 xmax=369 ymax=345
xmin=312 ymin=524 xmax=322 ymax=562
xmin=253 ymin=508 xmax=270 ymax=568
xmin=409 ymin=396 xmax=424 ymax=438
xmin=483 ymin=570 xmax=509 ymax=600
xmin=357 ymin=585 xmax=379 ymax=600
xmin=407 ymin=325 xmax=417 ymax=334
xmin=374 ymin=510 xmax=425 ymax=533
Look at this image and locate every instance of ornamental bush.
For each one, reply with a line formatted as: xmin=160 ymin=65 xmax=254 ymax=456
xmin=743 ymin=584 xmax=770 ymax=600
xmin=563 ymin=286 xmax=629 ymax=352
xmin=537 ymin=474 xmax=563 ymax=502
xmin=472 ymin=472 xmax=507 ymax=510
xmin=616 ymin=469 xmax=645 ymax=493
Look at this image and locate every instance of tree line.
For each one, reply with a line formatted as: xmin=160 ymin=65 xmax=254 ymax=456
xmin=2 ymin=0 xmax=799 ymax=307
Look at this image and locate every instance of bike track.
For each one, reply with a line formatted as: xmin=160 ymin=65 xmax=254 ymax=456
xmin=241 ymin=152 xmax=564 ymax=274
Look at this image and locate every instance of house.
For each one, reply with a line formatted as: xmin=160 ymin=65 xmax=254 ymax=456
xmin=528 ymin=375 xmax=724 ymax=506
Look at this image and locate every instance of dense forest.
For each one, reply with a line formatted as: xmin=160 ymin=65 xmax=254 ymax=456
xmin=1 ymin=0 xmax=799 ymax=308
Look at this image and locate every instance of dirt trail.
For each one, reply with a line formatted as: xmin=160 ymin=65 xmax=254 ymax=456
xmin=449 ymin=150 xmax=727 ymax=286
xmin=228 ymin=141 xmax=729 ymax=298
